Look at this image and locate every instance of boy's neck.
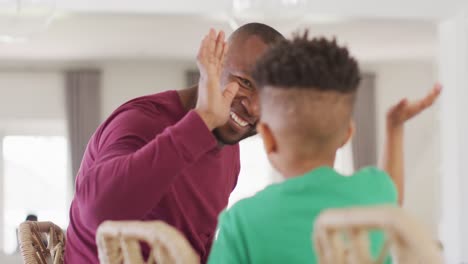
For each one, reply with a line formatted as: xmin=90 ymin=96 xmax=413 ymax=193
xmin=281 ymin=156 xmax=336 ymax=179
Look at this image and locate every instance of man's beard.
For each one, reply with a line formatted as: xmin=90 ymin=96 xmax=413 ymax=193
xmin=213 ymin=127 xmax=258 ymax=146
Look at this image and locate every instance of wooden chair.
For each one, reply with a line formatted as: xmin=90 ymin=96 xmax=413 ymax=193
xmin=96 ymin=221 xmax=200 ymax=264
xmin=18 ymin=221 xmax=65 ymax=264
xmin=313 ymin=206 xmax=443 ymax=264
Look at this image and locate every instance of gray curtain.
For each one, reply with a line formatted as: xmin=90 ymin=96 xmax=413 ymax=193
xmin=65 ymin=70 xmax=101 ymax=184
xmin=352 ymin=73 xmax=377 ymax=169
xmin=186 ymin=69 xmax=199 ymax=86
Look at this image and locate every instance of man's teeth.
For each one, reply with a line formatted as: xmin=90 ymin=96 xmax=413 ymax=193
xmin=230 ymin=112 xmax=249 ymax=127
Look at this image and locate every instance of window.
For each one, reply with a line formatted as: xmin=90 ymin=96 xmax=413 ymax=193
xmin=229 ymin=135 xmax=354 ymax=206
xmin=334 ymin=140 xmax=355 ymax=175
xmin=2 ymin=136 xmax=69 ymax=254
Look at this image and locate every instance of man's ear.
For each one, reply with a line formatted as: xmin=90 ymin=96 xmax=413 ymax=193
xmin=340 ymin=120 xmax=355 ymax=148
xmin=257 ymin=122 xmax=277 ymax=155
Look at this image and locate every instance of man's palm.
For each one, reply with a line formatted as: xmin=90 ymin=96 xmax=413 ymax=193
xmin=196 ymin=29 xmax=239 ymax=130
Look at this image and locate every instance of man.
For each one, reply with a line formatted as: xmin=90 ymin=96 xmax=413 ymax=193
xmin=65 ymin=23 xmax=285 ymax=263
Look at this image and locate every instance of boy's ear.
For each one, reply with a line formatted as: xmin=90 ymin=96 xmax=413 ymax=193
xmin=340 ymin=120 xmax=355 ymax=148
xmin=257 ymin=122 xmax=277 ymax=155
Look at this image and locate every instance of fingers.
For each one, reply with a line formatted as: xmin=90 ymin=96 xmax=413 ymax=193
xmin=215 ymin=31 xmax=225 ymax=60
xmin=404 ymin=84 xmax=442 ymax=119
xmin=413 ymin=84 xmax=442 ymax=112
xmin=223 ymin=82 xmax=240 ymax=105
xmin=387 ymin=98 xmax=407 ymax=116
xmin=197 ymin=34 xmax=208 ymax=63
xmin=219 ymin=42 xmax=228 ymax=75
xmin=198 ymin=29 xmax=216 ymax=65
xmin=396 ymin=99 xmax=408 ymax=111
xmin=207 ymin=29 xmax=216 ymax=60
xmin=387 ymin=83 xmax=442 ymax=127
xmin=222 ymin=42 xmax=229 ymax=59
xmin=422 ymin=83 xmax=442 ymax=108
xmin=198 ymin=29 xmax=226 ymax=69
xmin=434 ymin=83 xmax=443 ymax=93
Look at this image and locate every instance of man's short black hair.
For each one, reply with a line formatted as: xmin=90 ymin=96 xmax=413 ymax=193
xmin=253 ymin=31 xmax=360 ymax=92
xmin=230 ymin=22 xmax=285 ymax=47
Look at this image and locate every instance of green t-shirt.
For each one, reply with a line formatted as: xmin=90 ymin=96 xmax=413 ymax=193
xmin=208 ymin=166 xmax=398 ymax=264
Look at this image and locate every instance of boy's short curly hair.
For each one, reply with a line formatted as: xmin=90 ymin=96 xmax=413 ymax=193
xmin=253 ymin=31 xmax=361 ymax=160
xmin=253 ymin=31 xmax=360 ymax=92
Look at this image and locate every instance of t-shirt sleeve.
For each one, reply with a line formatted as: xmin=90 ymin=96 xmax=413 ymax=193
xmin=207 ymin=209 xmax=249 ymax=264
xmin=368 ymin=167 xmax=399 ymax=205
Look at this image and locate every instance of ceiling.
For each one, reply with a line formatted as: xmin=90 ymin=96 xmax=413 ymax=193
xmin=0 ymin=14 xmax=437 ymax=62
xmin=57 ymin=0 xmax=465 ymax=20
xmin=0 ymin=0 xmax=460 ymax=62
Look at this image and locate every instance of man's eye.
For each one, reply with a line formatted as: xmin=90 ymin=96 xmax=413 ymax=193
xmin=240 ymin=78 xmax=253 ymax=89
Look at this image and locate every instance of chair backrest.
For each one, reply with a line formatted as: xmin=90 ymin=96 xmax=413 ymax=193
xmin=18 ymin=221 xmax=66 ymax=264
xmin=96 ymin=221 xmax=200 ymax=264
xmin=313 ymin=206 xmax=443 ymax=264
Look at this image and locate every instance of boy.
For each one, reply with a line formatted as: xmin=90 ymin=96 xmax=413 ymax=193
xmin=207 ymin=33 xmax=441 ymax=263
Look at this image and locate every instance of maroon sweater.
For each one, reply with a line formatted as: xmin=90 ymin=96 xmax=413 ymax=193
xmin=65 ymin=90 xmax=240 ymax=263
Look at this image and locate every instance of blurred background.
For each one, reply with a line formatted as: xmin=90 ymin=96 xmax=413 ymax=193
xmin=0 ymin=0 xmax=467 ymax=263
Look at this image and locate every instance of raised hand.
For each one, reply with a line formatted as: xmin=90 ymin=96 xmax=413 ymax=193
xmin=386 ymin=83 xmax=442 ymax=130
xmin=195 ymin=29 xmax=239 ymax=130
xmin=382 ymin=83 xmax=442 ymax=205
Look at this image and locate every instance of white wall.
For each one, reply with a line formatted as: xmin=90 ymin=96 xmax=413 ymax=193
xmin=364 ymin=60 xmax=440 ymax=234
xmin=100 ymin=60 xmax=195 ymax=120
xmin=438 ymin=12 xmax=468 ymax=262
xmin=0 ymin=71 xmax=65 ymax=121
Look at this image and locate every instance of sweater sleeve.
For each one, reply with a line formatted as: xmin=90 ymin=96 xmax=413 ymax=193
xmin=76 ymin=109 xmax=217 ymax=229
